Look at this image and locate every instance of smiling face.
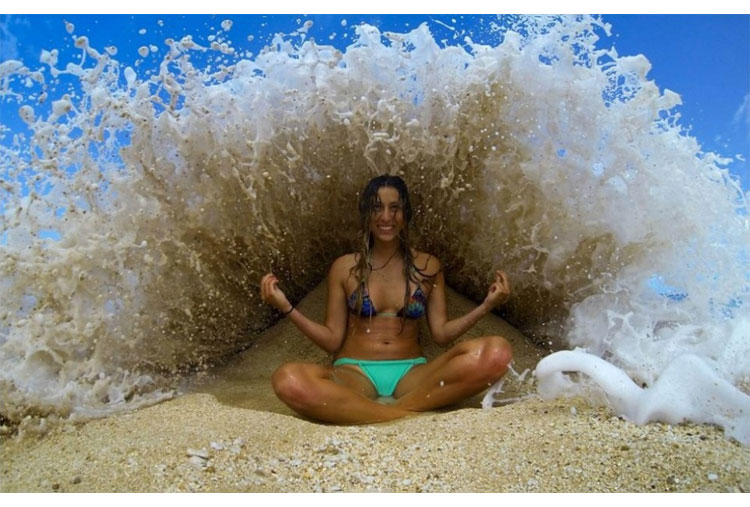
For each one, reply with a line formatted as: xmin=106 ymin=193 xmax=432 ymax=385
xmin=370 ymin=186 xmax=405 ymax=244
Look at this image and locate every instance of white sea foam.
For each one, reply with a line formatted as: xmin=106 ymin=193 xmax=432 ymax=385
xmin=1 ymin=16 xmax=748 ymax=442
xmin=535 ymin=347 xmax=750 ymax=445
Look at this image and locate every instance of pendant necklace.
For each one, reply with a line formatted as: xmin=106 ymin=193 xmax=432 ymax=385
xmin=369 ymin=248 xmax=398 ymax=271
xmin=366 ymin=248 xmax=399 ymax=334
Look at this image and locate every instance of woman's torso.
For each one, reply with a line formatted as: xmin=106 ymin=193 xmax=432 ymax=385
xmin=335 ymin=251 xmax=433 ymax=360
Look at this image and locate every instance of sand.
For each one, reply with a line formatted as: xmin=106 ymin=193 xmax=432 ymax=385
xmin=2 ymin=283 xmax=749 ymax=493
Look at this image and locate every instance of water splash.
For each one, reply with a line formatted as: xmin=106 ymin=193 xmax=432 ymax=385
xmin=1 ymin=16 xmax=748 ymax=442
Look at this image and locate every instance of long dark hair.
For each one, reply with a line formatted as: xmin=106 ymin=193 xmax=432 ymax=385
xmin=350 ymin=174 xmax=435 ymax=325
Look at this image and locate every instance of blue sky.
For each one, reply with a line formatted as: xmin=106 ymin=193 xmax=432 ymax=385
xmin=1 ymin=12 xmax=748 ymax=191
xmin=603 ymin=14 xmax=749 ymax=192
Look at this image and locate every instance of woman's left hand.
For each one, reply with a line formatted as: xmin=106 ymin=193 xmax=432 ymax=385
xmin=483 ymin=270 xmax=511 ymax=309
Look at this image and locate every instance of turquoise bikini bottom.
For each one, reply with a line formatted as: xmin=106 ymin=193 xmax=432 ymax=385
xmin=333 ymin=357 xmax=427 ymax=397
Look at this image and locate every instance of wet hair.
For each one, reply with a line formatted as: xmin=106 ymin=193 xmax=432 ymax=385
xmin=350 ymin=174 xmax=436 ymax=327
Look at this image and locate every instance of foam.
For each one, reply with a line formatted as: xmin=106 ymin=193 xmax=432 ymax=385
xmin=1 ymin=16 xmax=748 ymax=443
xmin=535 ymin=348 xmax=750 ymax=445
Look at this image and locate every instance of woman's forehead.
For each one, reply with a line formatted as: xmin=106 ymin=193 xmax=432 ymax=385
xmin=376 ymin=186 xmax=401 ymax=203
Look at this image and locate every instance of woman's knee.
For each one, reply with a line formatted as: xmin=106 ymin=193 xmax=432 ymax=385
xmin=464 ymin=336 xmax=513 ymax=383
xmin=484 ymin=335 xmax=513 ymax=370
xmin=272 ymin=363 xmax=320 ymax=409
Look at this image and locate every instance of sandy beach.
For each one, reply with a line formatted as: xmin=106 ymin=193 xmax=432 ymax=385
xmin=2 ymin=283 xmax=749 ymax=493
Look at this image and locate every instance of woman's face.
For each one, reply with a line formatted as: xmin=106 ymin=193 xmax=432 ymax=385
xmin=370 ymin=186 xmax=405 ymax=243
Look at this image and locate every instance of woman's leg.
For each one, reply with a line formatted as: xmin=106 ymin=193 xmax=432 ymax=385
xmin=393 ymin=335 xmax=512 ymax=411
xmin=272 ymin=362 xmax=414 ymax=424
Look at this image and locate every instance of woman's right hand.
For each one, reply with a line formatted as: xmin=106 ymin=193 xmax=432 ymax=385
xmin=260 ymin=273 xmax=293 ymax=313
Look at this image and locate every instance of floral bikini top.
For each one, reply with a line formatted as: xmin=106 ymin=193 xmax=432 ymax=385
xmin=347 ymin=282 xmax=427 ymax=319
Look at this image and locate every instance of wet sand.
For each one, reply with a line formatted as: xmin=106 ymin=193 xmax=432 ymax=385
xmin=2 ymin=283 xmax=749 ymax=492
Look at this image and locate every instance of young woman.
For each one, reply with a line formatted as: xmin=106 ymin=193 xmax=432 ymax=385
xmin=260 ymin=174 xmax=512 ymax=423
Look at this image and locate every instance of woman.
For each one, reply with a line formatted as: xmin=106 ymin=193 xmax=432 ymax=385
xmin=260 ymin=174 xmax=512 ymax=424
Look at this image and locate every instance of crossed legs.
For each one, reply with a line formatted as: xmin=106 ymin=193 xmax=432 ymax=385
xmin=271 ymin=336 xmax=512 ymax=424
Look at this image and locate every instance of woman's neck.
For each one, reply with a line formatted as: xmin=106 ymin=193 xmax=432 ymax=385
xmin=369 ymin=241 xmax=402 ymax=270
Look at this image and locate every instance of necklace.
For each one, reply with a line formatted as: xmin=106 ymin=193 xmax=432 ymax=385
xmin=369 ymin=248 xmax=399 ymax=271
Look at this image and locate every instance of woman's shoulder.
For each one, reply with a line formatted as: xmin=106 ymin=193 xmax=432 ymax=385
xmin=411 ymin=250 xmax=441 ymax=276
xmin=331 ymin=253 xmax=358 ymax=269
xmin=329 ymin=253 xmax=359 ymax=279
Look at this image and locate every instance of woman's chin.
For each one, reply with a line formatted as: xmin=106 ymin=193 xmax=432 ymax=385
xmin=373 ymin=232 xmax=399 ymax=243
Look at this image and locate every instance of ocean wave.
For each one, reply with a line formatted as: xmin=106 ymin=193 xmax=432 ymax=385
xmin=1 ymin=15 xmax=748 ymax=442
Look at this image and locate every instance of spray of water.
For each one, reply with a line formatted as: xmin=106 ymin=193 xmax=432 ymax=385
xmin=1 ymin=15 xmax=748 ymax=441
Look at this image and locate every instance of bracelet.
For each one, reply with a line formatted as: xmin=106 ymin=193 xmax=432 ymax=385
xmin=281 ymin=305 xmax=294 ymax=316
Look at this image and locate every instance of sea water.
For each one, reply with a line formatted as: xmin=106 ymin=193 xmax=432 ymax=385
xmin=1 ymin=15 xmax=749 ymax=443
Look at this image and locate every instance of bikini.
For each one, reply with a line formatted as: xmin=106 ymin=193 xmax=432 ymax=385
xmin=345 ymin=282 xmax=427 ymax=319
xmin=333 ymin=283 xmax=428 ymax=397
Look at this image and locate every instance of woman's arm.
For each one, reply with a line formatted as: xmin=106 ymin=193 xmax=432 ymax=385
xmin=426 ymin=258 xmax=511 ymax=347
xmin=260 ymin=255 xmax=351 ymax=354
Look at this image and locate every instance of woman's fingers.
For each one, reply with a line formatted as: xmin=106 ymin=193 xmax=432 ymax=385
xmin=485 ymin=270 xmax=511 ymax=308
xmin=260 ymin=273 xmax=279 ymax=302
xmin=495 ymin=270 xmax=510 ymax=292
xmin=260 ymin=272 xmax=289 ymax=312
xmin=496 ymin=270 xmax=507 ymax=286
